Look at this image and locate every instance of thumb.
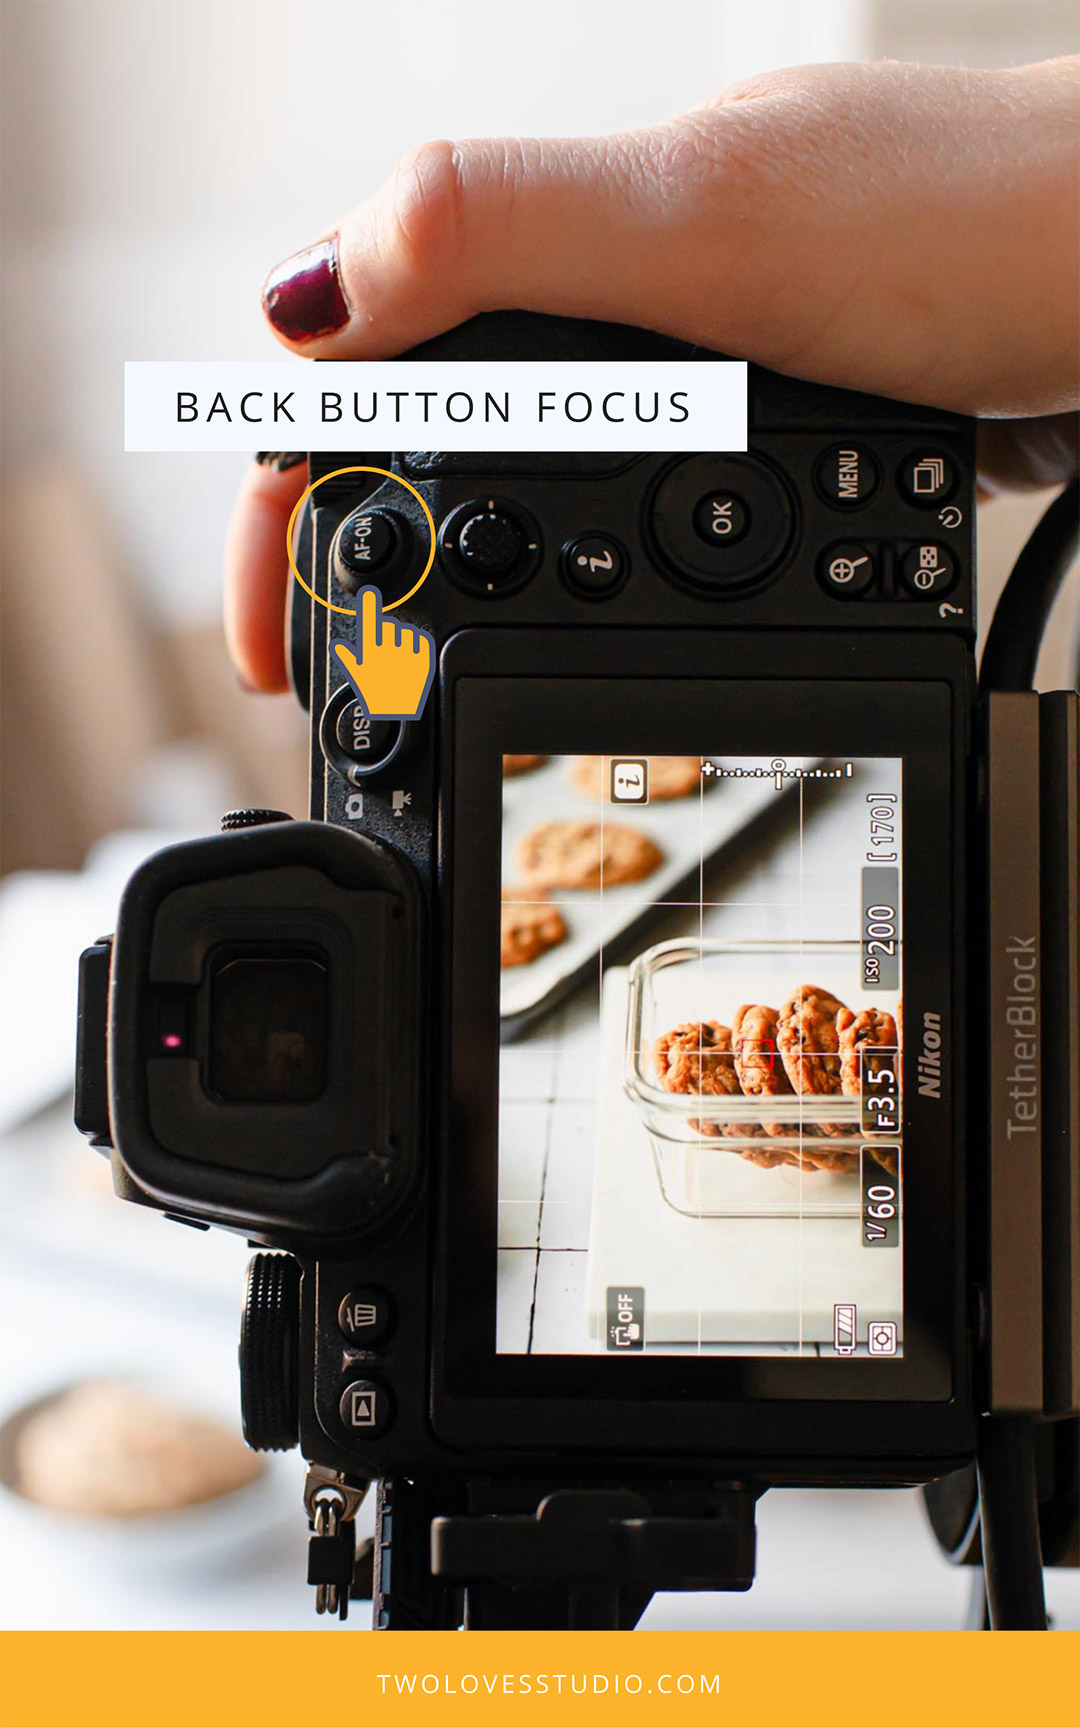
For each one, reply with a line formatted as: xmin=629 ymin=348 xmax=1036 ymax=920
xmin=260 ymin=123 xmax=730 ymax=359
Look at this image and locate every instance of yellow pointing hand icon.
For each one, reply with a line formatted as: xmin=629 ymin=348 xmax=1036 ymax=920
xmin=330 ymin=587 xmax=435 ymax=722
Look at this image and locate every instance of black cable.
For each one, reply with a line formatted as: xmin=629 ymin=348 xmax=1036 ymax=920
xmin=978 ymin=478 xmax=1079 ymax=695
xmin=975 ymin=1415 xmax=1047 ymax=1630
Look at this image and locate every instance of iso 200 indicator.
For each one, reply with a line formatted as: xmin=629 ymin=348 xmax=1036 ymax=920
xmin=860 ymin=1047 xmax=900 ymax=1136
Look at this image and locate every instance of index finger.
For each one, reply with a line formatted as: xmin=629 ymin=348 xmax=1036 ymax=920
xmin=358 ymin=585 xmax=382 ymax=652
xmin=224 ymin=458 xmax=308 ymax=691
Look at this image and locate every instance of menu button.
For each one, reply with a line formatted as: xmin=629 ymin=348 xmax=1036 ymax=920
xmin=816 ymin=444 xmax=878 ymax=507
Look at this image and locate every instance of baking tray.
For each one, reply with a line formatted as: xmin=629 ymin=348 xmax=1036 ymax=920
xmin=499 ymin=755 xmax=833 ymax=1040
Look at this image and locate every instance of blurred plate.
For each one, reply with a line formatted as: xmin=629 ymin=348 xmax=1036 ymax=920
xmin=0 ymin=1379 xmax=299 ymax=1574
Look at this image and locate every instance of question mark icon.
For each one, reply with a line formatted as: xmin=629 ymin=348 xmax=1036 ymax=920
xmin=938 ymin=602 xmax=963 ymax=620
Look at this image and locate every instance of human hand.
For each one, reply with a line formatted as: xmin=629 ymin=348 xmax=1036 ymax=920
xmin=330 ymin=587 xmax=435 ymax=721
xmin=226 ymin=56 xmax=1079 ymax=690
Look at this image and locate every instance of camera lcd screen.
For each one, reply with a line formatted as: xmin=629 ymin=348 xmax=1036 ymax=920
xmin=495 ymin=754 xmax=904 ymax=1361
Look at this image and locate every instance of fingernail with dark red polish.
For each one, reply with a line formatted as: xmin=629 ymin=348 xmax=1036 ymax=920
xmin=261 ymin=238 xmax=349 ymax=342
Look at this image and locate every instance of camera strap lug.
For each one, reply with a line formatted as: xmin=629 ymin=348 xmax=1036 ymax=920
xmin=303 ymin=1466 xmax=369 ymax=1620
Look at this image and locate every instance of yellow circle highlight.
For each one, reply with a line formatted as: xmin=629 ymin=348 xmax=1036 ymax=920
xmin=285 ymin=465 xmax=436 ymax=615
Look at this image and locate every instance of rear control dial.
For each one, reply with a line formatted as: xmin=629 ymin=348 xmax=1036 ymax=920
xmin=240 ymin=1253 xmax=301 ymax=1452
xmin=649 ymin=454 xmax=794 ymax=592
xmin=439 ymin=497 xmax=542 ymax=596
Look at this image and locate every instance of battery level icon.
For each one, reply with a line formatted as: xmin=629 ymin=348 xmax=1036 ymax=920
xmin=833 ymin=1303 xmax=857 ymax=1356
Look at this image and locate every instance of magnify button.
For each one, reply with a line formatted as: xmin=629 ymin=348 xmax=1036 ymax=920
xmin=819 ymin=542 xmax=877 ymax=598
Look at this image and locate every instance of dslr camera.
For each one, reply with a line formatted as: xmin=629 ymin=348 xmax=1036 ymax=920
xmin=76 ymin=314 xmax=1077 ymax=1630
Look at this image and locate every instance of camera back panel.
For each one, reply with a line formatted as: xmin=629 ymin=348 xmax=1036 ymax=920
xmin=295 ymin=320 xmax=977 ymax=1481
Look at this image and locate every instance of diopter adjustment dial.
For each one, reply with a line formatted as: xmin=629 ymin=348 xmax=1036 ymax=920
xmin=239 ymin=1252 xmax=302 ymax=1452
xmin=220 ymin=809 xmax=294 ymax=831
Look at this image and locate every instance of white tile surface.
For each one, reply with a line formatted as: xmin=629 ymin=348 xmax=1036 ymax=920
xmin=529 ymin=1251 xmax=591 ymax=1356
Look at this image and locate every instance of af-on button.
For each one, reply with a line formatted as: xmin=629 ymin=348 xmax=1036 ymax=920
xmin=332 ymin=508 xmax=405 ymax=595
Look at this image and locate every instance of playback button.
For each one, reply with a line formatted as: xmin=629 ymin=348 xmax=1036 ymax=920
xmin=818 ymin=541 xmax=877 ymax=598
xmin=338 ymin=1378 xmax=393 ymax=1438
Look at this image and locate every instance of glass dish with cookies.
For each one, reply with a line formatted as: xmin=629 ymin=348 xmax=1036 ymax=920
xmin=623 ymin=940 xmax=902 ymax=1218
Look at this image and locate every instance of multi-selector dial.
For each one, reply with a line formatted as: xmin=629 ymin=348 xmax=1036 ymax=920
xmin=438 ymin=496 xmax=543 ymax=595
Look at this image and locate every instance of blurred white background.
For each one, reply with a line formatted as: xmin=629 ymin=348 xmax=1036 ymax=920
xmin=0 ymin=0 xmax=1077 ymax=1633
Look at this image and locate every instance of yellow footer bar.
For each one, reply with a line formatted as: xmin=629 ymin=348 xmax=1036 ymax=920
xmin=1 ymin=1630 xmax=1077 ymax=1728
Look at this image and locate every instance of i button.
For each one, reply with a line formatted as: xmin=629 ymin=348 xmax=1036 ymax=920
xmin=562 ymin=534 xmax=627 ymax=596
xmin=900 ymin=542 xmax=957 ymax=597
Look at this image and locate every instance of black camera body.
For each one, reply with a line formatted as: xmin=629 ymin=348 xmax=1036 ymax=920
xmin=77 ymin=315 xmax=1077 ymax=1627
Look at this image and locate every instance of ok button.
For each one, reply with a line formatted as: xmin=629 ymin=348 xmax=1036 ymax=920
xmin=693 ymin=491 xmax=750 ymax=546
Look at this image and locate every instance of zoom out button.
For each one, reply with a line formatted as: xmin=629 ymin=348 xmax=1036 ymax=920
xmin=899 ymin=542 xmax=957 ymax=597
